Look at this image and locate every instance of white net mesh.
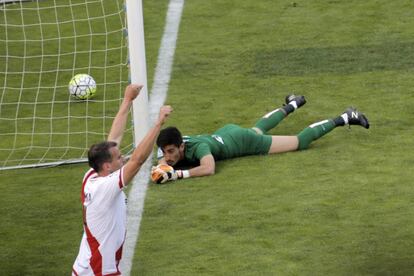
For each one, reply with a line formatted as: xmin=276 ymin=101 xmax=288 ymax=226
xmin=0 ymin=0 xmax=131 ymax=169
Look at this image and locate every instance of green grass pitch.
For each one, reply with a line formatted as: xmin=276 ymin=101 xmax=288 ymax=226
xmin=2 ymin=0 xmax=414 ymax=275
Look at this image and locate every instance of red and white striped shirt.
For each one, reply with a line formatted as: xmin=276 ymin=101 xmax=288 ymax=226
xmin=72 ymin=167 xmax=127 ymax=276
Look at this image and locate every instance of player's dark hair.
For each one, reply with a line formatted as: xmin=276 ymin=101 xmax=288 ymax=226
xmin=157 ymin=126 xmax=183 ymax=149
xmin=88 ymin=141 xmax=118 ymax=172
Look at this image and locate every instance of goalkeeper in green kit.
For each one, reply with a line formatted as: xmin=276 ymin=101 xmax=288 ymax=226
xmin=151 ymin=94 xmax=369 ymax=184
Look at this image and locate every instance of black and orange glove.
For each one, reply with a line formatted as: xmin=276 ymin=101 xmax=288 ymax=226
xmin=151 ymin=164 xmax=181 ymax=184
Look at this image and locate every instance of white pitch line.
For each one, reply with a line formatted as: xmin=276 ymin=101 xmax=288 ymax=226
xmin=120 ymin=0 xmax=185 ymax=275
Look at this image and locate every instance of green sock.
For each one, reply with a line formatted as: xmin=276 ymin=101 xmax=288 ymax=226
xmin=297 ymin=119 xmax=336 ymax=150
xmin=253 ymin=108 xmax=286 ymax=134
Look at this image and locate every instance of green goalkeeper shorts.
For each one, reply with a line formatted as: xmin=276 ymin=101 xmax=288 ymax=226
xmin=214 ymin=124 xmax=272 ymax=158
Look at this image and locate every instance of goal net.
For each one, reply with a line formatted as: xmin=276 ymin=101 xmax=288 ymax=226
xmin=0 ymin=0 xmax=133 ymax=170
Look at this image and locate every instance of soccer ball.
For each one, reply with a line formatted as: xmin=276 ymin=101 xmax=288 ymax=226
xmin=68 ymin=74 xmax=96 ymax=100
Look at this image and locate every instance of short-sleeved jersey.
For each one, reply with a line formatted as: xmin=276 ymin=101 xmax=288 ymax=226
xmin=72 ymin=167 xmax=126 ymax=276
xmin=158 ymin=124 xmax=272 ymax=167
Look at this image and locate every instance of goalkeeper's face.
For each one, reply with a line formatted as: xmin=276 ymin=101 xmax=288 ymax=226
xmin=162 ymin=143 xmax=184 ymax=166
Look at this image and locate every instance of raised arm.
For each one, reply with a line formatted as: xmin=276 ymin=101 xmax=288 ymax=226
xmin=123 ymin=105 xmax=173 ymax=185
xmin=107 ymin=84 xmax=143 ymax=145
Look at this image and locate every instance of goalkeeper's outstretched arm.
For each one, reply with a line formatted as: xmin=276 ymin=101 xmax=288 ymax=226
xmin=187 ymin=155 xmax=215 ymax=177
xmin=107 ymin=84 xmax=143 ymax=145
xmin=153 ymin=154 xmax=215 ymax=183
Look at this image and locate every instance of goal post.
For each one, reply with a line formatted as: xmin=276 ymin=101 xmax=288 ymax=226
xmin=125 ymin=0 xmax=149 ymax=146
xmin=0 ymin=0 xmax=149 ymax=170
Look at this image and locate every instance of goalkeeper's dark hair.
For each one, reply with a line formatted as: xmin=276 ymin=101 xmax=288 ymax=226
xmin=157 ymin=126 xmax=183 ymax=148
xmin=88 ymin=141 xmax=118 ymax=172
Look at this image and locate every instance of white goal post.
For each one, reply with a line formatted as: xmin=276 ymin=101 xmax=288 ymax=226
xmin=125 ymin=0 xmax=149 ymax=146
xmin=0 ymin=0 xmax=149 ymax=170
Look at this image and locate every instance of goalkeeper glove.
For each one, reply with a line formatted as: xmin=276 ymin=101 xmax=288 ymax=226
xmin=151 ymin=164 xmax=184 ymax=184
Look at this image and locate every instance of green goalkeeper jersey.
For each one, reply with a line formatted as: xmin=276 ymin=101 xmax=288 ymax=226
xmin=181 ymin=124 xmax=272 ymax=164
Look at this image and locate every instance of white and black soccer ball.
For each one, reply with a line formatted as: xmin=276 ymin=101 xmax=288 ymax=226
xmin=68 ymin=74 xmax=97 ymax=100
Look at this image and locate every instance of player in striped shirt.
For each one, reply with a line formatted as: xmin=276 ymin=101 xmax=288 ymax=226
xmin=72 ymin=84 xmax=172 ymax=275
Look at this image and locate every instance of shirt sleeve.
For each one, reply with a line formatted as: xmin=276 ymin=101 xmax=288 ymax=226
xmin=193 ymin=143 xmax=212 ymax=160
